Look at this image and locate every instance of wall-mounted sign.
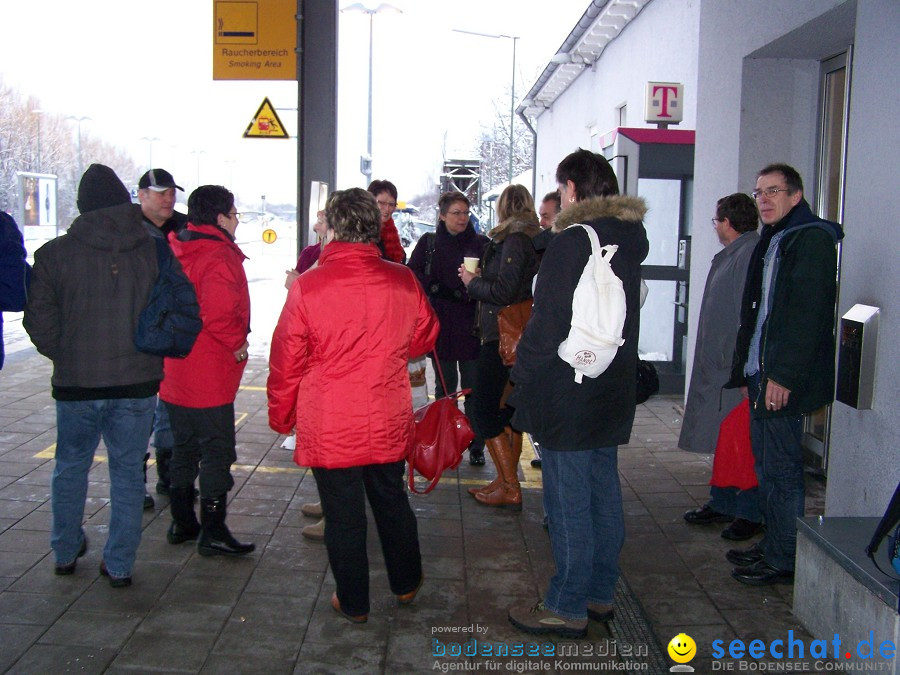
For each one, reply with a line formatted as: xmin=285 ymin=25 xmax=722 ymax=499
xmin=243 ymin=97 xmax=289 ymax=139
xmin=645 ymin=82 xmax=684 ymax=125
xmin=213 ymin=0 xmax=297 ymax=80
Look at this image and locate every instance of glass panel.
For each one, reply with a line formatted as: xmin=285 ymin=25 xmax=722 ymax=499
xmin=637 ymin=178 xmax=680 ymax=265
xmin=639 ymin=279 xmax=675 ymax=362
xmin=820 ymin=66 xmax=846 ymax=221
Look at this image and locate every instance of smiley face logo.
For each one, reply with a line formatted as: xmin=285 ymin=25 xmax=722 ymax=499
xmin=667 ymin=633 xmax=696 ymax=664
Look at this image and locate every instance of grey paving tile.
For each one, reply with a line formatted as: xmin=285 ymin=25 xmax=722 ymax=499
xmin=0 ymin=622 xmax=44 ymax=672
xmin=38 ymin=610 xmax=142 ymax=648
xmin=7 ymin=643 xmax=117 ymax=674
xmin=244 ymin=567 xmax=324 ymax=597
xmin=0 ymin=498 xmax=42 ymax=520
xmin=135 ymin=599 xmax=233 ymax=636
xmin=212 ymin=616 xmax=306 ymax=660
xmin=112 ymin=631 xmax=216 ymax=671
xmin=202 ymin=653 xmax=296 ymax=674
xmin=0 ymin=590 xmax=73 ymax=625
xmin=295 ymin=641 xmax=384 ymax=674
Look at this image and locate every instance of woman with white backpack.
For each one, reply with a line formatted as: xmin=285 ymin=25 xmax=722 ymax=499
xmin=505 ymin=149 xmax=649 ymax=638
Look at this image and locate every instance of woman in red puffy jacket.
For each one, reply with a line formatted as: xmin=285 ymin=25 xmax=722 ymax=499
xmin=267 ymin=188 xmax=438 ymax=624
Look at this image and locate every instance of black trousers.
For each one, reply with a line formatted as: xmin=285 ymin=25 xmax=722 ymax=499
xmin=430 ymin=356 xmax=482 ymax=446
xmin=312 ymin=459 xmax=422 ymax=617
xmin=164 ymin=402 xmax=236 ymax=498
xmin=471 ymin=340 xmax=513 ymax=440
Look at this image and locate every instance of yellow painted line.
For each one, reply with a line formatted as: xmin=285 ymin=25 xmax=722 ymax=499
xmin=239 ymin=385 xmax=267 ymax=391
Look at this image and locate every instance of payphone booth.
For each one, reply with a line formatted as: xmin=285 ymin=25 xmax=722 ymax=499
xmin=598 ymin=127 xmax=695 ymax=394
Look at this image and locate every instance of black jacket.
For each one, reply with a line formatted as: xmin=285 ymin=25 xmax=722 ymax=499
xmin=508 ymin=196 xmax=648 ymax=450
xmin=466 ymin=212 xmax=541 ymax=343
xmin=726 ymin=199 xmax=843 ymax=417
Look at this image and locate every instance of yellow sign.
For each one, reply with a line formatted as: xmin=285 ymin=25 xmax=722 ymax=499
xmin=262 ymin=228 xmax=277 ymax=243
xmin=213 ymin=0 xmax=297 ymax=80
xmin=244 ymin=97 xmax=289 ymax=139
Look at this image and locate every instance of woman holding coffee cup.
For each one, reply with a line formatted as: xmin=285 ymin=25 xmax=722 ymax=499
xmin=408 ymin=192 xmax=489 ymax=464
xmin=459 ymin=185 xmax=541 ymax=509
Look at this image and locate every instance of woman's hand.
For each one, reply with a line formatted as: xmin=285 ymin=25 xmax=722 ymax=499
xmin=284 ymin=269 xmax=300 ymax=290
xmin=234 ymin=340 xmax=250 ymax=363
xmin=458 ymin=264 xmax=480 ymax=287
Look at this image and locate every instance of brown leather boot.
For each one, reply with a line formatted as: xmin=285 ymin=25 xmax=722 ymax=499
xmin=468 ymin=438 xmax=501 ymax=496
xmin=473 ymin=433 xmax=522 ymax=510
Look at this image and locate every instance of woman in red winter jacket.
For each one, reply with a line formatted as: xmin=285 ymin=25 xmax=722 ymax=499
xmin=267 ymin=188 xmax=438 ymax=623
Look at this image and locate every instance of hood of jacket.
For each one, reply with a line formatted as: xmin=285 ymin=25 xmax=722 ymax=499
xmin=772 ymin=199 xmax=844 ymax=243
xmin=171 ymin=222 xmax=248 ymax=263
xmin=553 ymin=195 xmax=647 ymax=233
xmin=76 ymin=163 xmax=131 ymax=215
xmin=487 ymin=211 xmax=541 ymax=242
xmin=66 ymin=203 xmax=148 ymax=253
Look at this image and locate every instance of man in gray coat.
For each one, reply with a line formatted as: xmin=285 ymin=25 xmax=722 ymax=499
xmin=680 ymin=193 xmax=762 ymax=540
xmin=24 ymin=164 xmax=161 ymax=587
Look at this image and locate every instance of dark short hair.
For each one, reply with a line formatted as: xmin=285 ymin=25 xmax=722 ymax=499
xmin=542 ymin=191 xmax=561 ymax=212
xmin=758 ymin=163 xmax=803 ymax=194
xmin=438 ymin=191 xmax=470 ymax=216
xmin=556 ymin=148 xmax=619 ymax=200
xmin=716 ymin=193 xmax=759 ymax=234
xmin=367 ymin=180 xmax=398 ymax=201
xmin=327 ymin=188 xmax=381 ymax=244
xmin=187 ymin=185 xmax=234 ymax=226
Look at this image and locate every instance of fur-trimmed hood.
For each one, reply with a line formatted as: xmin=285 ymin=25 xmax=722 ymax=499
xmin=553 ymin=195 xmax=647 ymax=233
xmin=487 ymin=211 xmax=541 ymax=242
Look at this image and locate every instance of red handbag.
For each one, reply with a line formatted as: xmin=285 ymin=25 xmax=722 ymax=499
xmin=407 ymin=355 xmax=475 ymax=495
xmin=710 ymin=399 xmax=758 ymax=491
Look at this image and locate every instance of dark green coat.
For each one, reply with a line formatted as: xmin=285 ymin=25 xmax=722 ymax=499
xmin=726 ymin=200 xmax=843 ymax=418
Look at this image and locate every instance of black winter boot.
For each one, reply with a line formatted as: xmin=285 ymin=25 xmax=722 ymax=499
xmin=155 ymin=447 xmax=173 ymax=495
xmin=143 ymin=453 xmax=155 ymax=510
xmin=198 ymin=496 xmax=255 ymax=557
xmin=167 ymin=486 xmax=201 ymax=544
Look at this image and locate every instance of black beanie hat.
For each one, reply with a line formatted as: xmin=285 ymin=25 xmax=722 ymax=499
xmin=76 ymin=164 xmax=131 ymax=214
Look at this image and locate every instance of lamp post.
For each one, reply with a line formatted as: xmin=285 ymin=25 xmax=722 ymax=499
xmin=140 ymin=136 xmax=160 ymax=170
xmin=341 ymin=3 xmax=402 ymax=185
xmin=67 ymin=116 xmax=92 ymax=179
xmin=32 ymin=109 xmax=43 ymax=173
xmin=452 ymin=30 xmax=519 ymax=184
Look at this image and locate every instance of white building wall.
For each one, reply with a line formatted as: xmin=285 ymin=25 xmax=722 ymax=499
xmin=532 ymin=0 xmax=700 ymax=198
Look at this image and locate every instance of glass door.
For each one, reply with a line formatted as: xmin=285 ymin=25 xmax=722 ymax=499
xmin=806 ymin=49 xmax=851 ymax=472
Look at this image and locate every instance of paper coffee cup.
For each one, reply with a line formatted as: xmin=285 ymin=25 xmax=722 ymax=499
xmin=463 ymin=257 xmax=479 ymax=273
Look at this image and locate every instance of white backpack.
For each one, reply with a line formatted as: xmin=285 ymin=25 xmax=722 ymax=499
xmin=557 ymin=224 xmax=626 ymax=383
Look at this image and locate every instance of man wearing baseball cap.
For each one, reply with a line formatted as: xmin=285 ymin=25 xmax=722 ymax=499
xmin=137 ymin=168 xmax=189 ymax=507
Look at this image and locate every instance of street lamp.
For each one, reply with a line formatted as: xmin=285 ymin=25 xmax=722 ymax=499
xmin=452 ymin=29 xmax=519 ymax=184
xmin=341 ymin=3 xmax=402 ymax=185
xmin=140 ymin=136 xmax=161 ymax=170
xmin=32 ymin=109 xmax=43 ymax=173
xmin=66 ymin=116 xmax=92 ymax=179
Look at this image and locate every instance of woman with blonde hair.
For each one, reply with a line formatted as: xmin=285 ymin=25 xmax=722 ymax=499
xmin=459 ymin=184 xmax=541 ymax=509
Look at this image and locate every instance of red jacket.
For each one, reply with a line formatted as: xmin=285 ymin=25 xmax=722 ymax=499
xmin=380 ymin=217 xmax=405 ymax=263
xmin=160 ymin=224 xmax=250 ymax=408
xmin=267 ymin=242 xmax=439 ymax=469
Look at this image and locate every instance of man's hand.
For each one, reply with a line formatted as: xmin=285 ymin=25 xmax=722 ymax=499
xmin=234 ymin=340 xmax=250 ymax=363
xmin=765 ymin=379 xmax=791 ymax=412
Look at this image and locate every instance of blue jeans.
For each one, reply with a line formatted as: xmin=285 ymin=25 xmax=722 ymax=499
xmin=747 ymin=373 xmax=804 ymax=572
xmin=52 ymin=397 xmax=156 ymax=577
xmin=709 ymin=486 xmax=762 ymax=522
xmin=541 ymin=446 xmax=623 ymax=620
xmin=152 ymin=397 xmax=174 ymax=450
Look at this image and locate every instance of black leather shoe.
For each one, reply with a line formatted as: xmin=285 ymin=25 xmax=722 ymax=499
xmin=469 ymin=448 xmax=485 ymax=466
xmin=143 ymin=491 xmax=155 ymax=510
xmin=721 ymin=518 xmax=764 ymax=541
xmin=726 ymin=543 xmax=764 ymax=566
xmin=198 ymin=531 xmax=255 ymax=557
xmin=55 ymin=536 xmax=88 ymax=575
xmin=99 ymin=560 xmax=132 ymax=588
xmin=683 ymin=504 xmax=733 ymax=525
xmin=167 ymin=521 xmax=201 ymax=545
xmin=731 ymin=559 xmax=794 ymax=586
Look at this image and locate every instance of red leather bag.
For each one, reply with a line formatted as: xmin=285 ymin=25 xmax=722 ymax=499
xmin=407 ymin=356 xmax=475 ymax=495
xmin=710 ymin=399 xmax=758 ymax=491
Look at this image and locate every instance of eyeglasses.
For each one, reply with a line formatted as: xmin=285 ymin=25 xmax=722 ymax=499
xmin=376 ymin=200 xmax=397 ymax=209
xmin=447 ymin=210 xmax=470 ymax=217
xmin=711 ymin=218 xmax=721 ymax=227
xmin=752 ymin=187 xmax=791 ymax=200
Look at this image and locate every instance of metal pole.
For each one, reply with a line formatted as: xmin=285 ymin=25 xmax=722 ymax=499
xmin=508 ymin=37 xmax=517 ymax=184
xmin=365 ymin=12 xmax=374 ymax=186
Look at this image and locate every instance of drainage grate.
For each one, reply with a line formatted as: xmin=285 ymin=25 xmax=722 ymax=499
xmin=610 ymin=575 xmax=671 ymax=674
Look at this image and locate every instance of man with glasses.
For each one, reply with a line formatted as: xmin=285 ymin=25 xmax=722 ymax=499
xmin=681 ymin=193 xmax=761 ymax=540
xmin=138 ymin=168 xmax=188 ymax=507
xmin=725 ymin=164 xmax=843 ymax=586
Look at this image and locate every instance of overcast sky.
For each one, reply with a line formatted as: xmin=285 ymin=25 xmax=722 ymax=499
xmin=0 ymin=0 xmax=589 ymax=208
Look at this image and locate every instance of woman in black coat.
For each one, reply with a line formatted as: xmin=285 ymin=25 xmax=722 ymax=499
xmin=459 ymin=185 xmax=540 ymax=509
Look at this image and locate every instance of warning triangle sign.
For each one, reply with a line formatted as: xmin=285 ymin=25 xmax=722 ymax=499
xmin=243 ymin=97 xmax=289 ymax=139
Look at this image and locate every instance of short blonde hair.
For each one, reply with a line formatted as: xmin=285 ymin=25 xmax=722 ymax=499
xmin=326 ymin=188 xmax=381 ymax=243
